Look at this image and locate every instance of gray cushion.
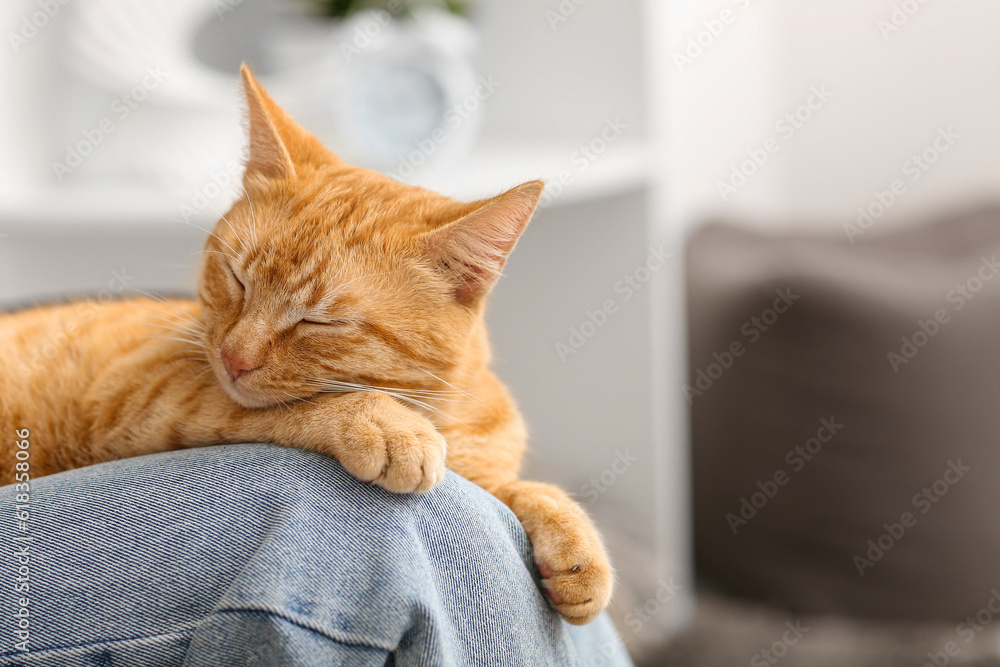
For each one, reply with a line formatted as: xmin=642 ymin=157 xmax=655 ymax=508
xmin=687 ymin=207 xmax=1000 ymax=620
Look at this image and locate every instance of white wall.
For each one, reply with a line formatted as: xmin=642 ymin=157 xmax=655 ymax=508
xmin=474 ymin=0 xmax=646 ymax=143
xmin=666 ymin=0 xmax=1000 ymax=235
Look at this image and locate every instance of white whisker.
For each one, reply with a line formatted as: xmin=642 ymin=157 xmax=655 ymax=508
xmin=135 ymin=335 xmax=206 ymax=348
xmin=129 ymin=293 xmax=202 ymax=327
xmin=301 ymin=377 xmax=467 ymax=426
xmin=279 ymin=390 xmax=317 ymax=407
xmin=134 ymin=322 xmax=207 ymax=340
xmin=132 ymin=313 xmax=205 ymax=332
xmin=172 ymin=218 xmax=239 ymax=258
xmin=164 ymin=352 xmax=208 ymax=364
xmin=210 ymin=203 xmax=252 ymax=252
xmin=302 ymin=378 xmax=462 ymax=398
xmin=420 ymin=369 xmax=481 ymax=402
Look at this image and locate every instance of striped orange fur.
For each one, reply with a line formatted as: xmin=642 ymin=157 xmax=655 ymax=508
xmin=0 ymin=65 xmax=612 ymax=624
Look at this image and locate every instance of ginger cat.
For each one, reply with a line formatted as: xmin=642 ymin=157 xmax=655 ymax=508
xmin=0 ymin=66 xmax=612 ymax=624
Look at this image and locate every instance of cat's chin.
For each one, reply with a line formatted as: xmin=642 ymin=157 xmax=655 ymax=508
xmin=220 ymin=379 xmax=279 ymax=409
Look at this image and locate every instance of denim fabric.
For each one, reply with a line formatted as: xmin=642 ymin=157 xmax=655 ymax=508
xmin=1 ymin=444 xmax=633 ymax=666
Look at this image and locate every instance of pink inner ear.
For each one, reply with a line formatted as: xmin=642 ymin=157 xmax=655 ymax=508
xmin=427 ymin=181 xmax=543 ymax=305
xmin=246 ymin=127 xmax=294 ymax=180
xmin=452 ymin=261 xmax=496 ymax=304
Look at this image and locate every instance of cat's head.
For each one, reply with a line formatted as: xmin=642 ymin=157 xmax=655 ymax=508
xmin=197 ymin=65 xmax=542 ymax=409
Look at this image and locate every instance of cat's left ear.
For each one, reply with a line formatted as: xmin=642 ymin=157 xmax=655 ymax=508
xmin=424 ymin=181 xmax=544 ymax=306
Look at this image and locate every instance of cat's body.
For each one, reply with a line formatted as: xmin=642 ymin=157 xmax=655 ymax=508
xmin=0 ymin=66 xmax=612 ymax=624
xmin=2 ymin=298 xmax=521 ymax=494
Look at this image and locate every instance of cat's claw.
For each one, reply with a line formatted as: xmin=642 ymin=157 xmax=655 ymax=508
xmin=535 ymin=551 xmax=613 ymax=625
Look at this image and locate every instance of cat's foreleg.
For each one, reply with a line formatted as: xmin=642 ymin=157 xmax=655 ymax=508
xmin=443 ymin=416 xmax=614 ymax=625
xmin=494 ymin=480 xmax=614 ymax=625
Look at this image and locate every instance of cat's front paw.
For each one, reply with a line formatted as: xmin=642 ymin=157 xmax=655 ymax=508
xmin=500 ymin=481 xmax=614 ymax=625
xmin=336 ymin=392 xmax=447 ymax=494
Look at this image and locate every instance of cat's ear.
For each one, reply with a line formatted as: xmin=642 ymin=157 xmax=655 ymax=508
xmin=240 ymin=64 xmax=338 ymax=181
xmin=241 ymin=65 xmax=296 ymax=180
xmin=424 ymin=181 xmax=544 ymax=306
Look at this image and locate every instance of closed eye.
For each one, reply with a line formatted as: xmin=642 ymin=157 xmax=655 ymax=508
xmin=226 ymin=262 xmax=246 ymax=292
xmin=301 ymin=318 xmax=351 ymax=326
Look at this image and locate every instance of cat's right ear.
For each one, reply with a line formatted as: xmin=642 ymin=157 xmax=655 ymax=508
xmin=241 ymin=64 xmax=296 ymax=182
xmin=423 ymin=181 xmax=544 ymax=306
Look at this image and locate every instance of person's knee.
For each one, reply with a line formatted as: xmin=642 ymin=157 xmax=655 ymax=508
xmin=204 ymin=443 xmax=468 ymax=512
xmin=171 ymin=443 xmax=517 ymax=539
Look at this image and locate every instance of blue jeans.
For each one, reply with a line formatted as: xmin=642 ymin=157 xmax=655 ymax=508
xmin=1 ymin=444 xmax=632 ymax=666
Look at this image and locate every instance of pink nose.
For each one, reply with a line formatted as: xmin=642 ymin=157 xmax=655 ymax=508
xmin=221 ymin=349 xmax=260 ymax=382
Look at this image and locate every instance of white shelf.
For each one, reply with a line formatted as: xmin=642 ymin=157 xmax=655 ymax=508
xmin=0 ymin=139 xmax=648 ymax=230
xmin=398 ymin=137 xmax=649 ymax=206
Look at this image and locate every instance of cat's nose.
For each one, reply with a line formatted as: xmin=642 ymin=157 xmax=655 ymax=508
xmin=221 ymin=348 xmax=260 ymax=382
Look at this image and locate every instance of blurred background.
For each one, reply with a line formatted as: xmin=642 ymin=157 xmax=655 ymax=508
xmin=4 ymin=0 xmax=1000 ymax=665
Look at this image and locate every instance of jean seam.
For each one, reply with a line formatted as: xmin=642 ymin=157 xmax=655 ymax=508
xmin=0 ymin=621 xmax=198 ymax=660
xmin=212 ymin=607 xmax=396 ymax=652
